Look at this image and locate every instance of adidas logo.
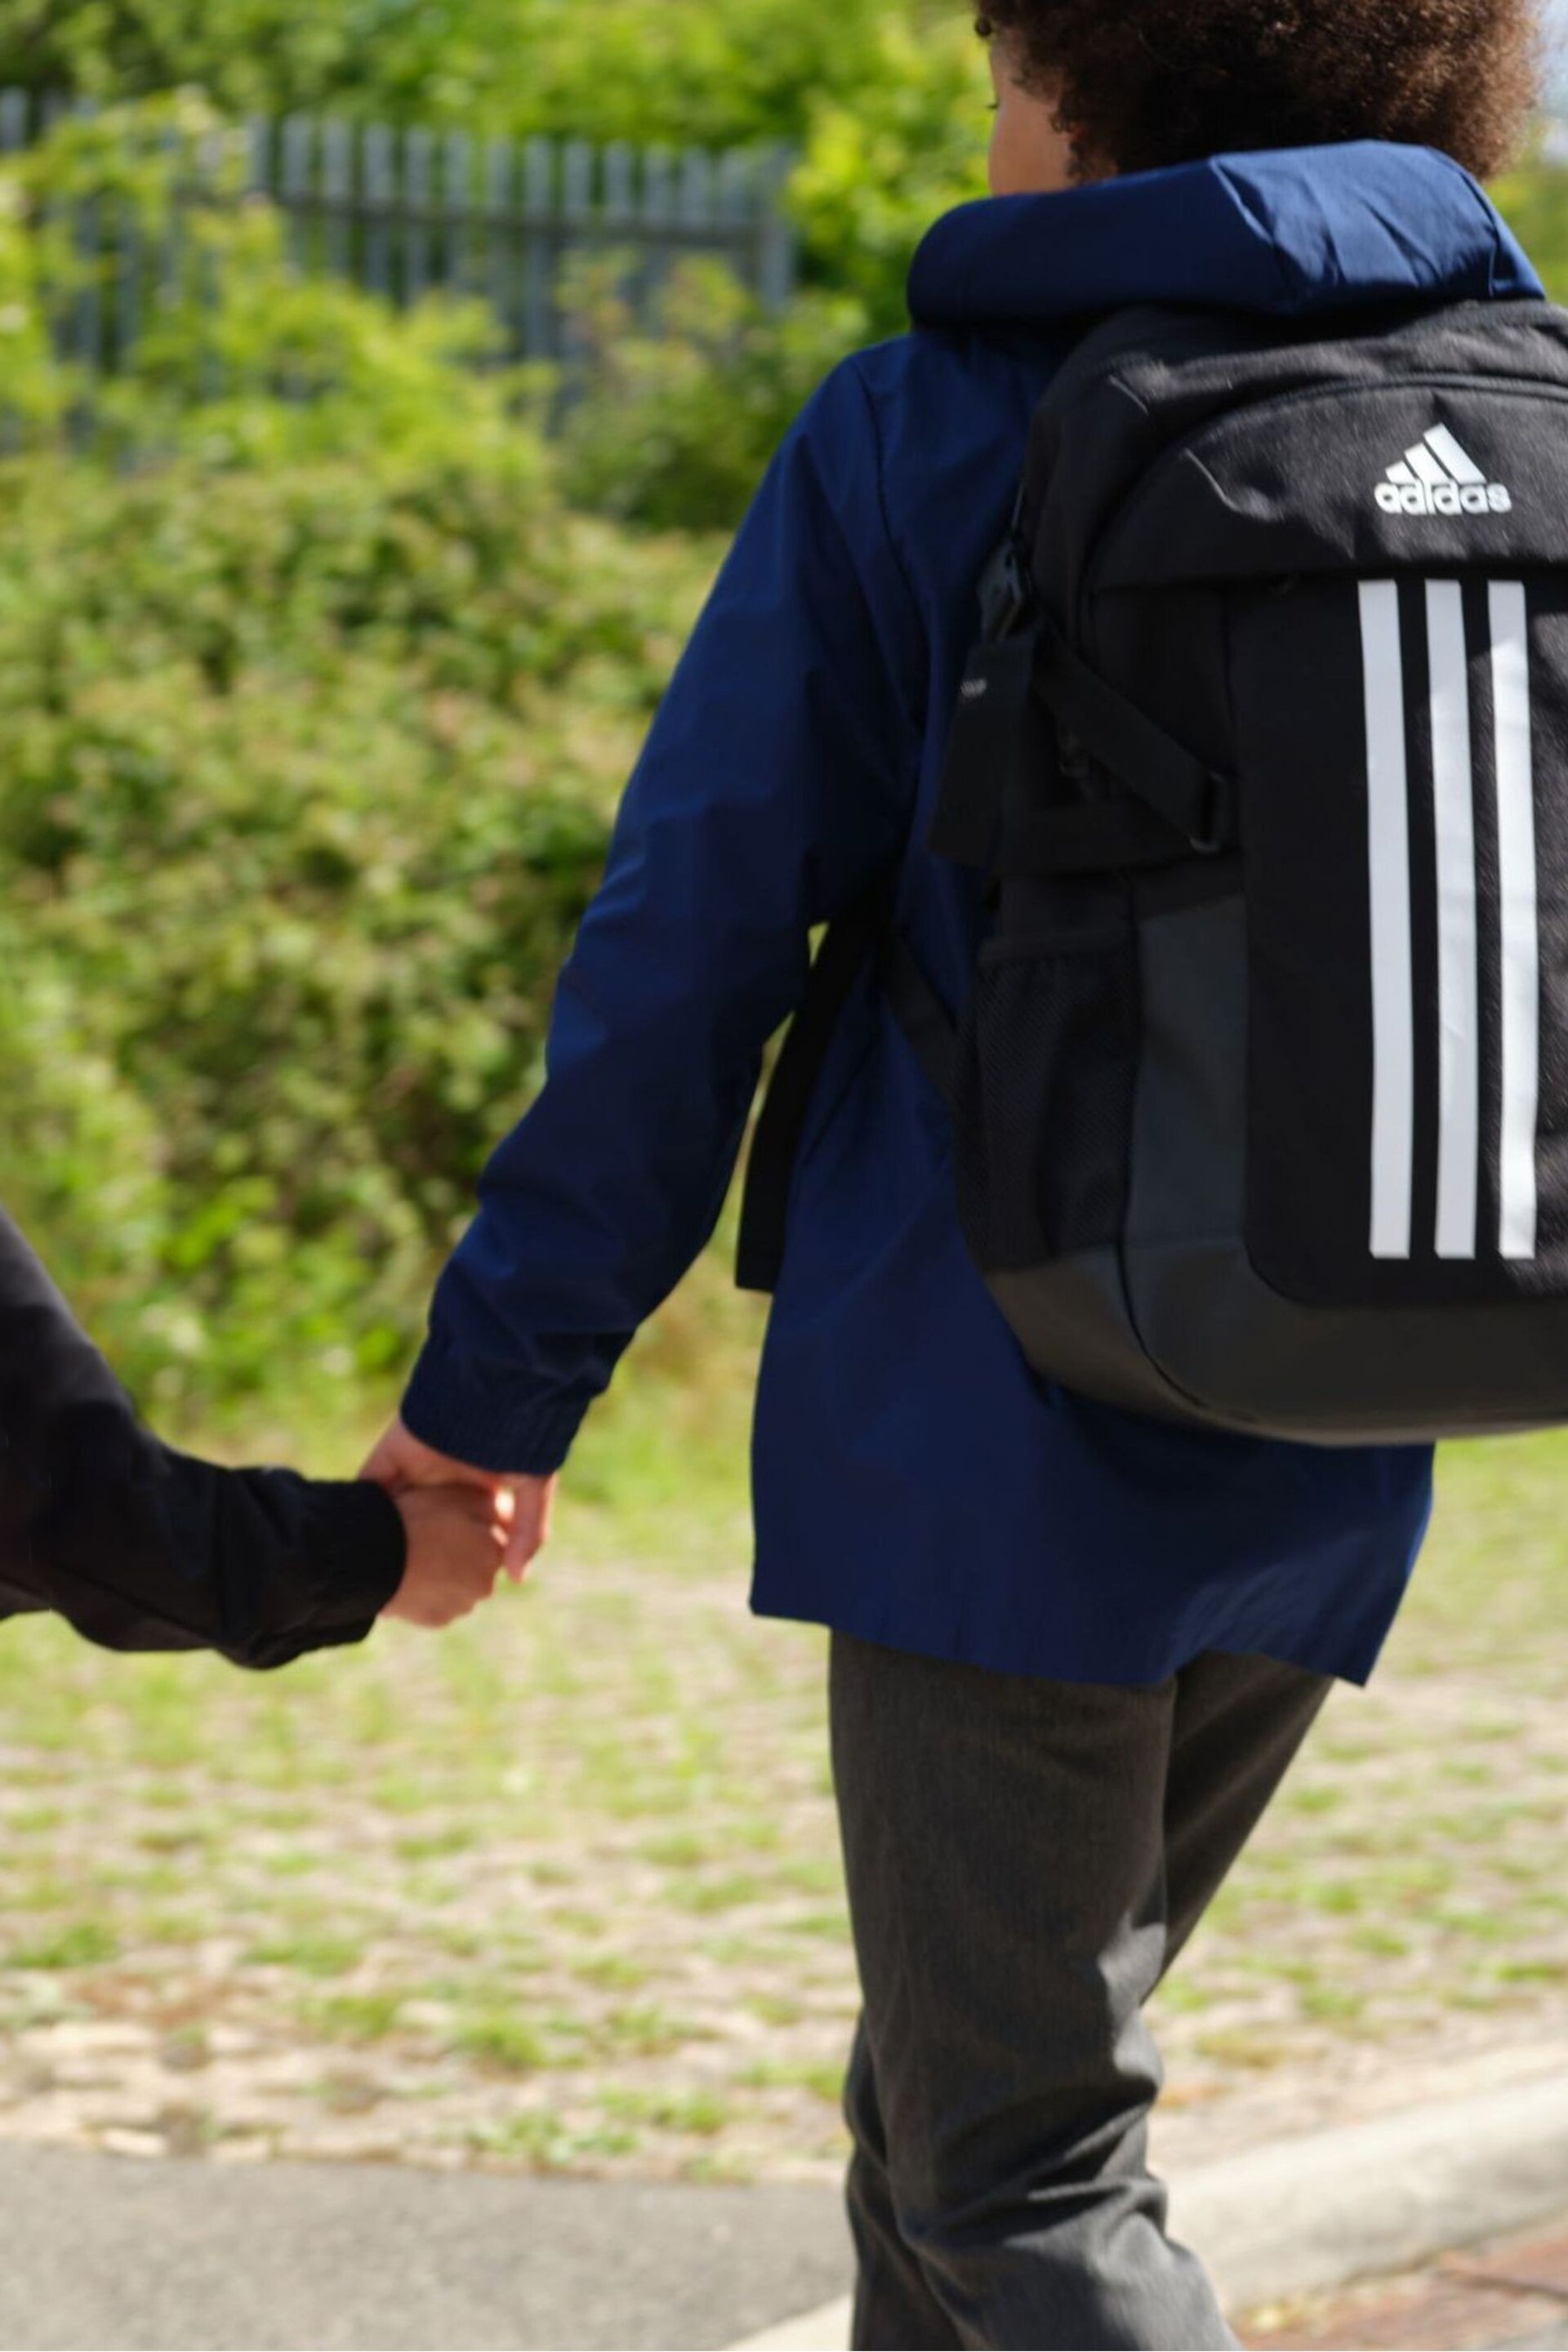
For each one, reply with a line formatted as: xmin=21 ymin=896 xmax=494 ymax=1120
xmin=1375 ymin=425 xmax=1512 ymax=517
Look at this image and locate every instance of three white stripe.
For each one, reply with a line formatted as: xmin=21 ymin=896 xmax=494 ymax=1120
xmin=1490 ymin=581 xmax=1540 ymax=1261
xmin=1427 ymin=581 xmax=1480 ymax=1258
xmin=1361 ymin=582 xmax=1416 ymax=1260
xmin=1360 ymin=577 xmax=1540 ymax=1263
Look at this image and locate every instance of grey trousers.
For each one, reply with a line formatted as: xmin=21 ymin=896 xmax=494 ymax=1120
xmin=831 ymin=1633 xmax=1333 ymax=2352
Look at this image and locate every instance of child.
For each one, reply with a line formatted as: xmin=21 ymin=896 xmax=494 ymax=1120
xmin=0 ymin=1203 xmax=503 ymax=1668
xmin=368 ymin=2 xmax=1543 ymax=2341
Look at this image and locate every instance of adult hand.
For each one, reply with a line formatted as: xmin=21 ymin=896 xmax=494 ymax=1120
xmin=361 ymin=1416 xmax=558 ymax=1585
xmin=384 ymin=1486 xmax=506 ymax=1628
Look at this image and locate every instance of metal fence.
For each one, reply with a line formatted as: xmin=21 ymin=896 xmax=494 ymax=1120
xmin=0 ymin=89 xmax=799 ymax=369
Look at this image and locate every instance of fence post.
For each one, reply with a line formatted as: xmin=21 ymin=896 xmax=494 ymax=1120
xmin=483 ymin=136 xmax=515 ymax=349
xmin=279 ymin=115 xmax=314 ymax=274
xmin=321 ymin=118 xmax=354 ymax=279
xmin=678 ymin=147 xmax=713 ymax=244
xmin=404 ymin=126 xmax=434 ymax=303
xmin=114 ymin=127 xmax=145 ymax=374
xmin=363 ymin=122 xmax=395 ymax=303
xmin=561 ymin=138 xmax=594 ymax=234
xmin=603 ymin=140 xmax=635 ymax=236
xmin=715 ymin=147 xmax=751 ymax=257
xmin=0 ymin=88 xmax=29 ymax=154
xmin=639 ymin=144 xmax=675 ymax=326
xmin=243 ymin=115 xmax=271 ymax=198
xmin=522 ymin=137 xmax=555 ymax=360
xmin=756 ymin=142 xmax=797 ymax=314
xmin=445 ymin=130 xmax=474 ymax=300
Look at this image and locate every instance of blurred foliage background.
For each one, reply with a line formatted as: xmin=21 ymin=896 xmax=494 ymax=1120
xmin=0 ymin=6 xmax=1562 ymax=1467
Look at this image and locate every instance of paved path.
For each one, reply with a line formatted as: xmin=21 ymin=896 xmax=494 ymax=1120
xmin=3 ymin=2130 xmax=1566 ymax=2350
xmin=0 ymin=2143 xmax=849 ymax=2351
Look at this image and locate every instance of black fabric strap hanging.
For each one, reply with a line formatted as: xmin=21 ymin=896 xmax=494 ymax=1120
xmin=878 ymin=934 xmax=957 ymax=1103
xmin=737 ymin=892 xmax=889 ymax=1295
xmin=737 ymin=892 xmax=957 ymax=1297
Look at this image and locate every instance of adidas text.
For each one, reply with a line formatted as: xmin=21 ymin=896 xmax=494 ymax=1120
xmin=1376 ymin=425 xmax=1512 ymax=518
xmin=1376 ymin=478 xmax=1513 ymax=517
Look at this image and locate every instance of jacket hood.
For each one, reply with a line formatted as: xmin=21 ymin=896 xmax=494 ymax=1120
xmin=908 ymin=142 xmax=1542 ymax=332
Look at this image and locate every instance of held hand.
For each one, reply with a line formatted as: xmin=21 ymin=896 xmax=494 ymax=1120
xmin=361 ymin=1416 xmax=558 ymax=1584
xmin=384 ymin=1486 xmax=507 ymax=1629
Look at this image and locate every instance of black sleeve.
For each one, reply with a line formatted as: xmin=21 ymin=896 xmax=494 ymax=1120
xmin=0 ymin=1205 xmax=406 ymax=1671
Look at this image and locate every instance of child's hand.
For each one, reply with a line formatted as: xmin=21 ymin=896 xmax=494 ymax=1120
xmin=361 ymin=1416 xmax=556 ymax=1586
xmin=382 ymin=1486 xmax=509 ymax=1629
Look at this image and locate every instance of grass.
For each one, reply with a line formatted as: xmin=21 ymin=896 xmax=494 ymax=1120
xmin=7 ymin=1922 xmax=118 ymax=1971
xmin=452 ymin=2013 xmax=552 ymax=2074
xmin=0 ymin=1353 xmax=1564 ymax=2181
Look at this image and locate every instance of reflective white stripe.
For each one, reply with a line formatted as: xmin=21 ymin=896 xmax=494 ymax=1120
xmin=1360 ymin=580 xmax=1415 ymax=1259
xmin=1489 ymin=580 xmax=1540 ymax=1260
xmin=1426 ymin=581 xmax=1480 ymax=1259
xmin=1385 ymin=459 xmax=1419 ymax=488
xmin=1423 ymin=425 xmax=1487 ymax=486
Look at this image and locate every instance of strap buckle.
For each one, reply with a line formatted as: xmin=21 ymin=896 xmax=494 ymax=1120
xmin=978 ymin=529 xmax=1036 ymax=643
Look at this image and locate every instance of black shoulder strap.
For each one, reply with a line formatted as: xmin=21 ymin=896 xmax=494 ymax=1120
xmin=737 ymin=893 xmax=955 ymax=1296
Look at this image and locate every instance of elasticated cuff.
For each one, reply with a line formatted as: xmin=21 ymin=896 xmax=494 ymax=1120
xmin=401 ymin=1345 xmax=590 ymax=1477
xmin=293 ymin=1481 xmax=408 ymax=1624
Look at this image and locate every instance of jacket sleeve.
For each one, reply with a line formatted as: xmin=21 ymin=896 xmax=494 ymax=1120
xmin=401 ymin=359 xmax=928 ymax=1472
xmin=0 ymin=1205 xmax=406 ymax=1671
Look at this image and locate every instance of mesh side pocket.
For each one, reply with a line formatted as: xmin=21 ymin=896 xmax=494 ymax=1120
xmin=954 ymin=930 xmax=1140 ymax=1274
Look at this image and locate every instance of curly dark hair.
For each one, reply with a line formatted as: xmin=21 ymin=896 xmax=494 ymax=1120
xmin=975 ymin=0 xmax=1540 ymax=180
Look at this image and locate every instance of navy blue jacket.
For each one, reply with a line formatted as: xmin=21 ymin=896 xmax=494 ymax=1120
xmin=404 ymin=143 xmax=1542 ymax=1687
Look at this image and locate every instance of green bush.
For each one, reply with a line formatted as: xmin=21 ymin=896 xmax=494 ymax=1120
xmin=788 ymin=11 xmax=987 ymax=336
xmin=0 ymin=443 xmax=715 ymax=1426
xmin=556 ymin=257 xmax=866 ymax=530
xmin=1494 ymin=162 xmax=1568 ymax=305
xmin=0 ymin=948 xmax=175 ymax=1353
xmin=548 ymin=6 xmax=987 ymax=529
xmin=0 ymin=100 xmax=720 ymax=1432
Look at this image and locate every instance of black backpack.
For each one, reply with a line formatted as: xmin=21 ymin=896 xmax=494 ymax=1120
xmin=739 ymin=296 xmax=1568 ymax=1443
